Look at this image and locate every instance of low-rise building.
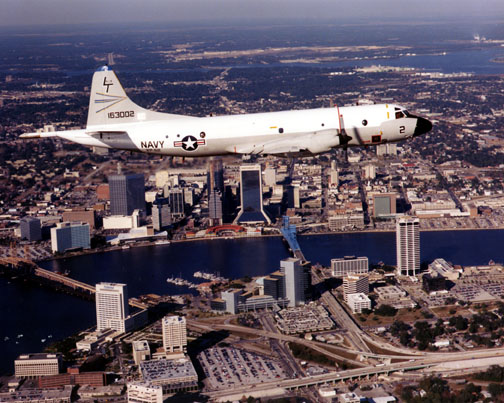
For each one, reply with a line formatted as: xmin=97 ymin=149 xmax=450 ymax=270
xmin=15 ymin=353 xmax=62 ymax=378
xmin=346 ymin=293 xmax=371 ymax=314
xmin=140 ymin=358 xmax=198 ymax=394
xmin=133 ymin=340 xmax=151 ymax=365
xmin=127 ymin=382 xmax=163 ymax=403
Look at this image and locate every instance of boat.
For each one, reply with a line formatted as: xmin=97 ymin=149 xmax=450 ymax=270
xmin=155 ymin=240 xmax=171 ymax=245
xmin=3 ymin=337 xmax=9 ymax=341
xmin=17 ymin=334 xmax=23 ymax=338
xmin=41 ymin=339 xmax=46 ymax=343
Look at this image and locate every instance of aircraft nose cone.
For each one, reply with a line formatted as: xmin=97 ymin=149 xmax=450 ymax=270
xmin=414 ymin=117 xmax=432 ymax=137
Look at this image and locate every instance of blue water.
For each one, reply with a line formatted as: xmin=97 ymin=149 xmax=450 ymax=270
xmin=2 ymin=230 xmax=504 ymax=374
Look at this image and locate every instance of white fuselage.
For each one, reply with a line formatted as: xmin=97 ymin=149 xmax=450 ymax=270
xmin=62 ymin=103 xmax=416 ymax=157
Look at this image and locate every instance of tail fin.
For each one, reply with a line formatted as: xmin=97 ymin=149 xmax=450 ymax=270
xmin=87 ymin=66 xmax=185 ymax=127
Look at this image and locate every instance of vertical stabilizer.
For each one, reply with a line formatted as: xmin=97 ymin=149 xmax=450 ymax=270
xmin=87 ymin=66 xmax=185 ymax=128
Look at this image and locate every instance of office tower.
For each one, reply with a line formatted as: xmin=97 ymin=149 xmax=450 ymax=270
xmin=207 ymin=158 xmax=224 ymax=196
xmin=50 ymin=222 xmax=90 ymax=253
xmin=109 ymin=173 xmax=145 ymax=216
xmin=281 ymin=258 xmax=309 ymax=307
xmin=222 ymin=289 xmax=243 ymax=314
xmin=329 ymin=169 xmax=339 ymax=187
xmin=152 ymin=198 xmax=171 ymax=231
xmin=331 ymin=256 xmax=368 ymax=278
xmin=396 ymin=216 xmax=420 ymax=276
xmin=263 ymin=167 xmax=276 ymax=187
xmin=162 ymin=316 xmax=187 ymax=353
xmin=287 ymin=185 xmax=300 ymax=209
xmin=183 ymin=187 xmax=194 ymax=206
xmin=373 ymin=193 xmax=397 ymax=218
xmin=168 ymin=188 xmax=185 ymax=219
xmin=376 ymin=143 xmax=398 ymax=156
xmin=235 ymin=164 xmax=270 ymax=224
xmin=343 ymin=275 xmax=369 ymax=302
xmin=95 ymin=283 xmax=129 ymax=333
xmin=20 ymin=216 xmax=41 ymax=241
xmin=364 ymin=164 xmax=376 ymax=179
xmin=208 ymin=191 xmax=223 ymax=225
xmin=347 ymin=293 xmax=372 ymax=314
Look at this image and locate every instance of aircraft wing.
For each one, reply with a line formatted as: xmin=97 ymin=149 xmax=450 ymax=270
xmin=229 ymin=129 xmax=342 ymax=156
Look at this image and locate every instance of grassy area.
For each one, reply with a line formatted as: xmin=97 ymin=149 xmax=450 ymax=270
xmin=288 ymin=342 xmax=338 ymax=368
xmin=430 ymin=305 xmax=472 ymax=318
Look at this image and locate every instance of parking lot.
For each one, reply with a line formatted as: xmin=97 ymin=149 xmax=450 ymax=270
xmin=197 ymin=346 xmax=288 ymax=390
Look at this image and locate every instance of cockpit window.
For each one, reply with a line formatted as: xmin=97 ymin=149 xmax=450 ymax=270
xmin=395 ymin=111 xmax=405 ymax=119
xmin=403 ymin=110 xmax=411 ymax=117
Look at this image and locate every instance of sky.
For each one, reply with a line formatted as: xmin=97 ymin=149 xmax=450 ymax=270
xmin=1 ymin=0 xmax=504 ymax=27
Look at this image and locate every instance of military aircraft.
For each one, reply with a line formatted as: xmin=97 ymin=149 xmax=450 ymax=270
xmin=21 ymin=66 xmax=432 ymax=156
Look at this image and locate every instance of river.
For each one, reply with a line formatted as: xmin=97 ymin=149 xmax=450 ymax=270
xmin=2 ymin=230 xmax=504 ymax=374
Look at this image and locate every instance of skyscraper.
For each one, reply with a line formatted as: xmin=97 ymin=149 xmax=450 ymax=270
xmin=108 ymin=173 xmax=145 ymax=216
xmin=208 ymin=191 xmax=223 ymax=225
xmin=281 ymin=257 xmax=310 ymax=307
xmin=162 ymin=315 xmax=187 ymax=354
xmin=235 ymin=164 xmax=270 ymax=224
xmin=168 ymin=188 xmax=185 ymax=219
xmin=50 ymin=222 xmax=90 ymax=253
xmin=396 ymin=216 xmax=420 ymax=276
xmin=95 ymin=283 xmax=129 ymax=333
xmin=152 ymin=198 xmax=171 ymax=231
xmin=207 ymin=158 xmax=224 ymax=196
xmin=20 ymin=216 xmax=41 ymax=241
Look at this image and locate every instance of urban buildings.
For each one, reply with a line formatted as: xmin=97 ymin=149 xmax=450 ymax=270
xmin=139 ymin=358 xmax=198 ymax=394
xmin=396 ymin=216 xmax=420 ymax=276
xmin=62 ymin=209 xmax=97 ymax=230
xmin=109 ymin=173 xmax=146 ymax=216
xmin=208 ymin=191 xmax=223 ymax=226
xmin=20 ymin=216 xmax=41 ymax=241
xmin=50 ymin=222 xmax=90 ymax=253
xmin=221 ymin=289 xmax=244 ymax=314
xmin=235 ymin=164 xmax=271 ymax=224
xmin=151 ymin=198 xmax=171 ymax=231
xmin=14 ymin=353 xmax=62 ymax=378
xmin=281 ymin=257 xmax=309 ymax=307
xmin=331 ymin=256 xmax=369 ymax=278
xmin=133 ymin=341 xmax=151 ymax=365
xmin=346 ymin=293 xmax=372 ymax=314
xmin=343 ymin=275 xmax=369 ymax=302
xmin=127 ymin=382 xmax=163 ymax=403
xmin=167 ymin=188 xmax=185 ymax=220
xmin=161 ymin=316 xmax=187 ymax=354
xmin=373 ymin=193 xmax=397 ymax=218
xmin=207 ymin=158 xmax=224 ymax=195
xmin=95 ymin=283 xmax=129 ymax=333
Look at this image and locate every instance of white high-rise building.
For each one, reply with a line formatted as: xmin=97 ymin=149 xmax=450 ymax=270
xmin=396 ymin=216 xmax=420 ymax=276
xmin=343 ymin=275 xmax=369 ymax=302
xmin=96 ymin=283 xmax=129 ymax=333
xmin=263 ymin=167 xmax=277 ymax=187
xmin=331 ymin=256 xmax=368 ymax=278
xmin=281 ymin=257 xmax=309 ymax=307
xmin=162 ymin=316 xmax=187 ymax=354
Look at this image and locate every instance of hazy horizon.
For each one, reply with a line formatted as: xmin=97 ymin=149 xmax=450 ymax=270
xmin=2 ymin=0 xmax=504 ymax=28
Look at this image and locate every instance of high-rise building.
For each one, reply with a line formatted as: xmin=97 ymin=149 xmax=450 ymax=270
xmin=329 ymin=169 xmax=339 ymax=187
xmin=376 ymin=143 xmax=398 ymax=156
xmin=50 ymin=222 xmax=90 ymax=253
xmin=287 ymin=185 xmax=300 ymax=209
xmin=364 ymin=164 xmax=376 ymax=179
xmin=347 ymin=293 xmax=372 ymax=314
xmin=343 ymin=275 xmax=369 ymax=302
xmin=222 ymin=289 xmax=243 ymax=314
xmin=373 ymin=193 xmax=397 ymax=217
xmin=152 ymin=198 xmax=171 ymax=231
xmin=167 ymin=188 xmax=185 ymax=219
xmin=20 ymin=216 xmax=42 ymax=241
xmin=161 ymin=316 xmax=187 ymax=354
xmin=396 ymin=216 xmax=420 ymax=276
xmin=281 ymin=258 xmax=309 ymax=307
xmin=235 ymin=164 xmax=270 ymax=224
xmin=263 ymin=167 xmax=276 ymax=187
xmin=207 ymin=158 xmax=224 ymax=196
xmin=331 ymin=256 xmax=368 ymax=278
xmin=62 ymin=209 xmax=97 ymax=230
xmin=208 ymin=191 xmax=223 ymax=225
xmin=96 ymin=283 xmax=129 ymax=333
xmin=109 ymin=173 xmax=146 ymax=216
